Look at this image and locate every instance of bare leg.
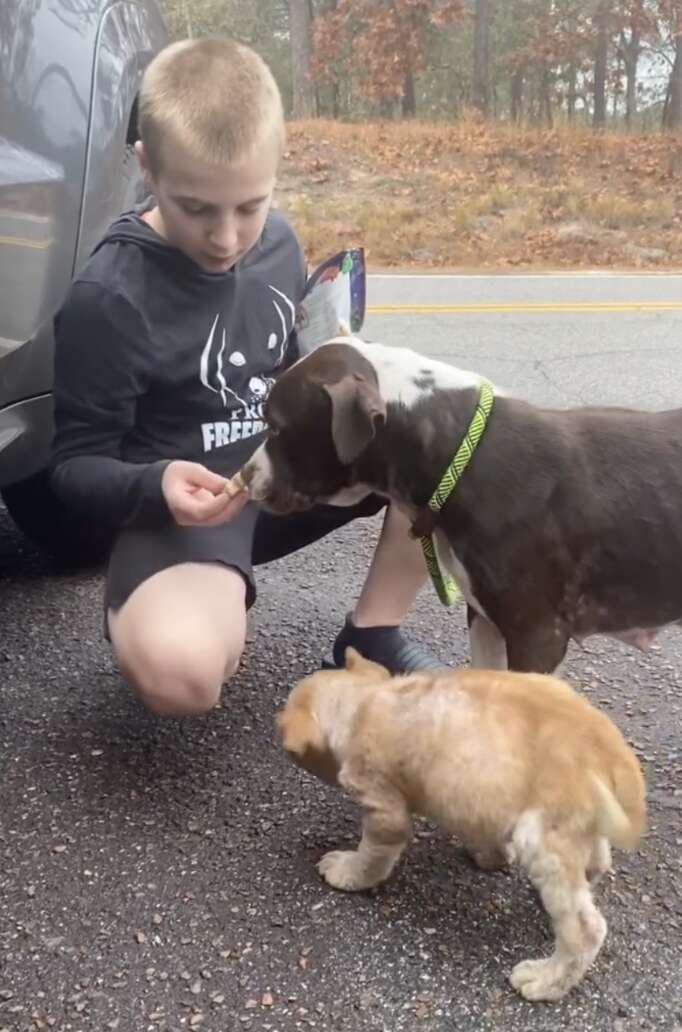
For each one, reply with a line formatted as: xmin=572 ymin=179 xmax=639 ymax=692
xmin=108 ymin=563 xmax=247 ymax=717
xmin=352 ymin=505 xmax=428 ymax=627
xmin=510 ymin=819 xmax=607 ymax=1001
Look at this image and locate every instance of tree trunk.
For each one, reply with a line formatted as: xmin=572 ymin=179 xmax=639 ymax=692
xmin=330 ymin=80 xmax=340 ymax=118
xmin=593 ymin=4 xmax=610 ymax=129
xmin=472 ymin=0 xmax=490 ymax=115
xmin=510 ymin=66 xmax=524 ymax=123
xmin=623 ymin=22 xmax=640 ymax=131
xmin=289 ymin=0 xmax=316 ymax=118
xmin=541 ymin=65 xmax=553 ymax=127
xmin=402 ymin=71 xmax=416 ymax=117
xmin=665 ymin=10 xmax=682 ymax=131
xmin=567 ymin=63 xmax=577 ymax=123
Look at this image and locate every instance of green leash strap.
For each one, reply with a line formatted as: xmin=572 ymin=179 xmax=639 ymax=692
xmin=419 ymin=380 xmax=495 ymax=606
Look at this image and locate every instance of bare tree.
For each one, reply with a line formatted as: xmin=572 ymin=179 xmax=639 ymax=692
xmin=473 ymin=0 xmax=490 ymax=114
xmin=593 ymin=1 xmax=611 ymax=128
xmin=620 ymin=22 xmax=641 ymax=128
xmin=661 ymin=0 xmax=682 ymax=130
xmin=289 ymin=0 xmax=316 ymax=117
xmin=510 ymin=65 xmax=524 ymax=122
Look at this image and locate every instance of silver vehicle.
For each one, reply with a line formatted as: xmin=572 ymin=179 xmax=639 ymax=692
xmin=0 ymin=0 xmax=167 ymax=561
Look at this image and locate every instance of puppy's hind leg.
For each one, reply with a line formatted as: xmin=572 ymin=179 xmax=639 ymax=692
xmin=318 ymin=792 xmax=412 ymax=892
xmin=586 ymin=836 xmax=612 ymax=886
xmin=509 ymin=816 xmax=607 ymax=1001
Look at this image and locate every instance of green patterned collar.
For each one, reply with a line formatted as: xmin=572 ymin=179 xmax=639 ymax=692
xmin=414 ymin=380 xmax=494 ymax=606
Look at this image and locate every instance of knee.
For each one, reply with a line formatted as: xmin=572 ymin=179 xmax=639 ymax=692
xmin=115 ymin=629 xmax=242 ymax=718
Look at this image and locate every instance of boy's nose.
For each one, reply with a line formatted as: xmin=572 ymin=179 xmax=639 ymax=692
xmin=209 ymin=216 xmax=238 ymax=254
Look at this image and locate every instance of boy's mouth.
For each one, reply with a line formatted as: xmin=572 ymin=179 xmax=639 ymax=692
xmin=202 ymin=252 xmax=239 ymax=270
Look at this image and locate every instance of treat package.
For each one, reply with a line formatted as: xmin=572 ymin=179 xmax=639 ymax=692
xmin=295 ymin=248 xmax=365 ymax=356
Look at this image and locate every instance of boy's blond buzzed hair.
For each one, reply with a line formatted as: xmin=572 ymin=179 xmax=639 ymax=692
xmin=138 ymin=37 xmax=285 ymax=175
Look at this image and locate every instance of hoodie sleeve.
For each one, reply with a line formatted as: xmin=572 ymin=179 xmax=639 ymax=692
xmin=50 ymin=281 xmax=172 ymax=530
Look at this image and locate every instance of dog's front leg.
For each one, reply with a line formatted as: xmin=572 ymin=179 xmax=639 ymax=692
xmin=318 ymin=799 xmax=412 ymax=892
xmin=468 ymin=610 xmax=508 ymax=669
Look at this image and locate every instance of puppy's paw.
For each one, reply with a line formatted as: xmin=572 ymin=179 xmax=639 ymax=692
xmin=509 ymin=957 xmax=572 ymax=1002
xmin=317 ymin=850 xmax=378 ymax=892
xmin=465 ymin=845 xmax=508 ymax=872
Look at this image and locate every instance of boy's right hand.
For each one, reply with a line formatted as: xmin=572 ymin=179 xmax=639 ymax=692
xmin=162 ymin=460 xmax=249 ymax=527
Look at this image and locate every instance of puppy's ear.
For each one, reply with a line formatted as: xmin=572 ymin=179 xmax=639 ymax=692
xmin=276 ymin=705 xmax=324 ymax=756
xmin=324 ymin=374 xmax=386 ymax=464
xmin=276 ymin=705 xmax=340 ymax=786
xmin=344 ymin=646 xmax=391 ymax=680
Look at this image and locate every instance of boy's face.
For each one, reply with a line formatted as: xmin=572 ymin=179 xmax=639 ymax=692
xmin=136 ymin=134 xmax=278 ymax=274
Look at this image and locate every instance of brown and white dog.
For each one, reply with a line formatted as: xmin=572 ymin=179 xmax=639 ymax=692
xmin=277 ymin=648 xmax=646 ymax=1001
xmin=242 ymin=337 xmax=682 ymax=673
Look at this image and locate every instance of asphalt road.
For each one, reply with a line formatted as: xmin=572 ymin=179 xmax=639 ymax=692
xmin=1 ymin=273 xmax=681 ymax=1032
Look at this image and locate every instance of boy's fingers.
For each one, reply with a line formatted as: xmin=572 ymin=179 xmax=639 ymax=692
xmin=179 ymin=486 xmax=249 ymax=525
xmin=200 ymin=492 xmax=249 ymax=526
xmin=186 ymin=492 xmax=231 ymax=520
xmin=188 ymin=465 xmax=229 ymax=494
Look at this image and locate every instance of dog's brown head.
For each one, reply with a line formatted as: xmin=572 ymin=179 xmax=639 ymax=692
xmin=275 ymin=647 xmax=391 ymax=785
xmin=242 ymin=341 xmax=386 ymax=513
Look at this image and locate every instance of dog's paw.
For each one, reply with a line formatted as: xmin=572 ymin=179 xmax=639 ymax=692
xmin=509 ymin=957 xmax=572 ymax=1002
xmin=317 ymin=850 xmax=377 ymax=892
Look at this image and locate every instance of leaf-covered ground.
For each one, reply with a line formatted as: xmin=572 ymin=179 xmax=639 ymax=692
xmin=276 ymin=118 xmax=682 ymax=270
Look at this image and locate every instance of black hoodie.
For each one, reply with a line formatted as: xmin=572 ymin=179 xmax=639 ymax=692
xmin=50 ymin=207 xmax=306 ymax=531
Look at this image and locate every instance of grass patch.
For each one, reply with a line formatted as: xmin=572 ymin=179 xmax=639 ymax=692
xmin=276 ymin=119 xmax=682 ymax=269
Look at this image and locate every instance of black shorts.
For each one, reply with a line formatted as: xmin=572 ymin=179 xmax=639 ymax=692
xmin=104 ymin=494 xmax=387 ymax=617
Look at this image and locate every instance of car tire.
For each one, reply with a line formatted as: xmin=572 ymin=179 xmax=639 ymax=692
xmin=2 ymin=469 xmax=113 ymax=569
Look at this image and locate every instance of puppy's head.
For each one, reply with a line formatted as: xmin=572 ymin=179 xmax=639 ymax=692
xmin=275 ymin=677 xmax=339 ymax=786
xmin=275 ymin=647 xmax=390 ymax=785
xmin=242 ymin=341 xmax=386 ymax=514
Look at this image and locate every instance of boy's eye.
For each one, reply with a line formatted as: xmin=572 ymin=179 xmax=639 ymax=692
xmin=238 ymin=204 xmax=263 ymax=217
xmin=182 ymin=204 xmax=208 ymax=216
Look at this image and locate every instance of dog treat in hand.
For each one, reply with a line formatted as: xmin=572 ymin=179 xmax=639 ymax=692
xmin=224 ymin=471 xmax=247 ymax=499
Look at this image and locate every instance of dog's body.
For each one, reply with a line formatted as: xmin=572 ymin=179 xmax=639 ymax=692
xmin=278 ymin=649 xmax=646 ymax=1001
xmin=243 ymin=337 xmax=682 ymax=673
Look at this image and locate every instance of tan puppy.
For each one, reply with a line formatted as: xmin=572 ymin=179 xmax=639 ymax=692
xmin=276 ymin=648 xmax=646 ymax=1002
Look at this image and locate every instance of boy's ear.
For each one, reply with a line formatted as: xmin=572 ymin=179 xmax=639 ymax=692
xmin=344 ymin=646 xmax=391 ymax=680
xmin=134 ymin=140 xmax=153 ymax=184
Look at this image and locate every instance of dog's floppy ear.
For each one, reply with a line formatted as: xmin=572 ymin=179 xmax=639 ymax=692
xmin=323 ymin=374 xmax=386 ymax=464
xmin=344 ymin=646 xmax=391 ymax=681
xmin=275 ymin=706 xmax=340 ymax=786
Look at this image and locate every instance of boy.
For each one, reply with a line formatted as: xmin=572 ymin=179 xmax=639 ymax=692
xmin=50 ymin=37 xmax=444 ymax=718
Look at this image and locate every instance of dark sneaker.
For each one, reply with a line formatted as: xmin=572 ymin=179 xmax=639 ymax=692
xmin=322 ymin=612 xmax=448 ymax=674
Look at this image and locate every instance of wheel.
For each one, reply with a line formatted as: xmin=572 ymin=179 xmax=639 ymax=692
xmin=2 ymin=469 xmax=113 ymax=569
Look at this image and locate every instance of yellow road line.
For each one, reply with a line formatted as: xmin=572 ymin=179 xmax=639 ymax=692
xmin=0 ymin=209 xmax=51 ymax=223
xmin=0 ymin=234 xmax=54 ymax=250
xmin=367 ymin=301 xmax=682 ymax=314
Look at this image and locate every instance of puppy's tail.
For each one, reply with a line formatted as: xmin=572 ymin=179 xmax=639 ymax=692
xmin=589 ymin=769 xmax=645 ymax=851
